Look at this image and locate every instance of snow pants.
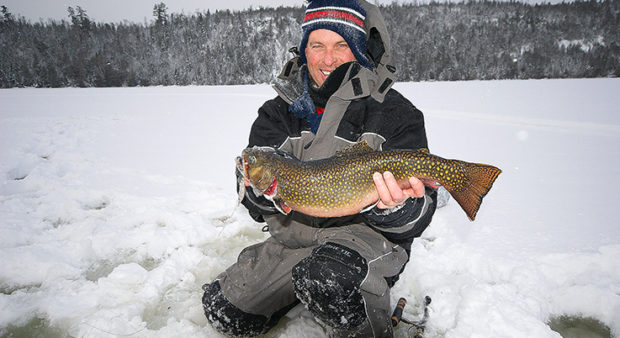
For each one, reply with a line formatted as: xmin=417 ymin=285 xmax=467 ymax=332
xmin=202 ymin=214 xmax=409 ymax=337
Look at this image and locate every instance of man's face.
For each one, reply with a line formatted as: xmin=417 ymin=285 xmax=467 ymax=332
xmin=305 ymin=29 xmax=357 ymax=87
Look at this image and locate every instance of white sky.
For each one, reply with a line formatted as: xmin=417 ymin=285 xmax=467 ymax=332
xmin=2 ymin=0 xmax=558 ymax=23
xmin=1 ymin=0 xmax=400 ymax=23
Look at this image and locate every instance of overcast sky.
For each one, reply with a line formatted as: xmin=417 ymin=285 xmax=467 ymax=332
xmin=3 ymin=0 xmax=564 ymax=23
xmin=2 ymin=0 xmax=409 ymax=23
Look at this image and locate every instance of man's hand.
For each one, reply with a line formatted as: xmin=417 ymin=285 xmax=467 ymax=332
xmin=372 ymin=171 xmax=425 ymax=210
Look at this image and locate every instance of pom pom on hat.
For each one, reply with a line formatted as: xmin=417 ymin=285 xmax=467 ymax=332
xmin=299 ymin=0 xmax=372 ymax=69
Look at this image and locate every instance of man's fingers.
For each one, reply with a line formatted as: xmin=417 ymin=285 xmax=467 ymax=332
xmin=374 ymin=171 xmax=408 ymax=209
xmin=408 ymin=177 xmax=425 ymax=198
xmin=383 ymin=171 xmax=405 ymax=203
xmin=373 ymin=172 xmax=427 ymax=210
xmin=373 ymin=172 xmax=392 ymax=204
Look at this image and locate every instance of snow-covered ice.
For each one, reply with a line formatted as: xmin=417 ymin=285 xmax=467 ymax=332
xmin=1 ymin=78 xmax=619 ymax=337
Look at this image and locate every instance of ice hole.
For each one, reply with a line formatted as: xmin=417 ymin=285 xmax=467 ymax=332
xmin=548 ymin=315 xmax=612 ymax=338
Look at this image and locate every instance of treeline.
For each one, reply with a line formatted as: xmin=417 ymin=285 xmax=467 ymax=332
xmin=0 ymin=1 xmax=618 ymax=88
xmin=385 ymin=0 xmax=620 ymax=80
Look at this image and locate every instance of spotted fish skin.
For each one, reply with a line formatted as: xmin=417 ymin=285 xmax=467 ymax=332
xmin=239 ymin=141 xmax=501 ymax=220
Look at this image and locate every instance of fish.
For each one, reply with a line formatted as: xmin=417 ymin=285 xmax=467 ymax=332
xmin=236 ymin=141 xmax=501 ymax=221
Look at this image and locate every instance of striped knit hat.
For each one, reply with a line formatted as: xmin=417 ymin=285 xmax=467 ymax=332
xmin=299 ymin=0 xmax=372 ymax=69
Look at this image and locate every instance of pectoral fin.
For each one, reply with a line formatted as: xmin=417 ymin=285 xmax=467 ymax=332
xmin=273 ymin=199 xmax=292 ymax=215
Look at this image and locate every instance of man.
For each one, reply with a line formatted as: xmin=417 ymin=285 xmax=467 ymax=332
xmin=202 ymin=0 xmax=437 ymax=336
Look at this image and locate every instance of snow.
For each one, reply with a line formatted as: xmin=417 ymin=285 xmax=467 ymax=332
xmin=1 ymin=78 xmax=619 ymax=337
xmin=557 ymin=36 xmax=606 ymax=52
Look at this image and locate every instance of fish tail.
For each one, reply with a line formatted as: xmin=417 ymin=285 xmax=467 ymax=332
xmin=444 ymin=161 xmax=502 ymax=221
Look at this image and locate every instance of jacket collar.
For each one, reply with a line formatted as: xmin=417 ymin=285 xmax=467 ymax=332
xmin=273 ymin=56 xmax=396 ymax=105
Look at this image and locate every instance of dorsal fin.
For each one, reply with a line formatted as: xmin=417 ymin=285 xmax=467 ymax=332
xmin=335 ymin=140 xmax=376 ymax=157
xmin=417 ymin=148 xmax=430 ymax=154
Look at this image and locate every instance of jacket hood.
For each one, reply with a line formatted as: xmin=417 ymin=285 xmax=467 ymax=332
xmin=358 ymin=0 xmax=393 ymax=69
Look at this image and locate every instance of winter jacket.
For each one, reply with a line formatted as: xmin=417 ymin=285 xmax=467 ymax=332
xmin=239 ymin=0 xmax=436 ymax=254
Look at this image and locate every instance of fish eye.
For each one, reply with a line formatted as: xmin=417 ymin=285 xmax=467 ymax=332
xmin=248 ymin=156 xmax=256 ymax=164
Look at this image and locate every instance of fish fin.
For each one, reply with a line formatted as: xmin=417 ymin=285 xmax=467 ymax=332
xmin=280 ymin=202 xmax=292 ymax=214
xmin=335 ymin=140 xmax=376 ymax=157
xmin=272 ymin=199 xmax=291 ymax=215
xmin=445 ymin=161 xmax=502 ymax=221
xmin=421 ymin=179 xmax=442 ymax=189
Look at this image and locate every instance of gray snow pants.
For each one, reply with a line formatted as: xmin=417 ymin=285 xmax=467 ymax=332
xmin=202 ymin=214 xmax=409 ymax=337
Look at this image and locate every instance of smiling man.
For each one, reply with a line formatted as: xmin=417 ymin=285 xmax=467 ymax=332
xmin=202 ymin=0 xmax=438 ymax=337
xmin=306 ymin=29 xmax=357 ymax=87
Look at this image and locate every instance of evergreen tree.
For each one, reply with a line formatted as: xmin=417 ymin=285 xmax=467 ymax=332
xmin=153 ymin=3 xmax=168 ymax=26
xmin=1 ymin=5 xmax=15 ymax=24
xmin=67 ymin=6 xmax=92 ymax=32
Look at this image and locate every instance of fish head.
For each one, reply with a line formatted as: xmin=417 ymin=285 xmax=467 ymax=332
xmin=239 ymin=146 xmax=277 ymax=194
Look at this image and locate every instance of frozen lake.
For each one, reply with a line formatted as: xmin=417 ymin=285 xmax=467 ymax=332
xmin=1 ymin=78 xmax=619 ymax=337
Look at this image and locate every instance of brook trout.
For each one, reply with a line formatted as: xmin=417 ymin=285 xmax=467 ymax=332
xmin=237 ymin=141 xmax=501 ymax=221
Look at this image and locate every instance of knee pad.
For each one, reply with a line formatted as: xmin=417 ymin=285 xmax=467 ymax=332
xmin=202 ymin=280 xmax=268 ymax=337
xmin=292 ymin=242 xmax=369 ymax=330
